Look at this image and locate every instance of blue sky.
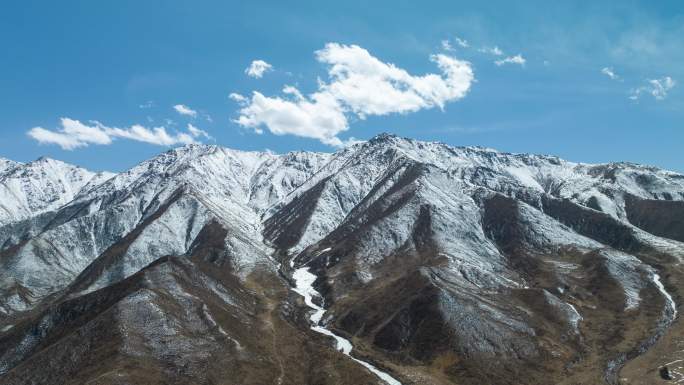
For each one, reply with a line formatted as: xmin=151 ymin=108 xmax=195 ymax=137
xmin=0 ymin=0 xmax=682 ymax=172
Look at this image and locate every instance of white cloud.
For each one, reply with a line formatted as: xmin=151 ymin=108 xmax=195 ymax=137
xmin=173 ymin=104 xmax=198 ymax=117
xmin=601 ymin=67 xmax=620 ymax=80
xmin=479 ymin=46 xmax=503 ymax=56
xmin=105 ymin=126 xmax=194 ymax=146
xmin=495 ymin=54 xmax=526 ymax=67
xmin=139 ymin=100 xmax=155 ymax=109
xmin=478 ymin=45 xmax=526 ymax=67
xmin=233 ymin=43 xmax=474 ymax=147
xmin=28 ymin=127 xmax=91 ymax=150
xmin=282 ymin=85 xmax=305 ymax=100
xmin=441 ymin=37 xmax=469 ymax=51
xmin=649 ymin=77 xmax=676 ymax=99
xmin=630 ymin=76 xmax=676 ymax=100
xmin=27 ymin=118 xmax=113 ymax=150
xmin=187 ymin=123 xmax=212 ymax=139
xmin=236 ymin=90 xmax=348 ymax=146
xmin=454 ymin=37 xmax=469 ymax=48
xmin=229 ymin=93 xmax=247 ymax=104
xmin=27 ymin=118 xmax=204 ymax=150
xmin=245 ymin=60 xmax=273 ymax=78
xmin=317 ymin=44 xmax=473 ymax=116
xmin=441 ymin=39 xmax=453 ymax=51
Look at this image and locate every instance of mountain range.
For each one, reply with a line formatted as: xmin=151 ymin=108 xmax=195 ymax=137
xmin=1 ymin=133 xmax=683 ymax=385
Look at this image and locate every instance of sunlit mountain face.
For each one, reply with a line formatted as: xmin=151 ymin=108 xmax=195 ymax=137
xmin=1 ymin=134 xmax=683 ymax=385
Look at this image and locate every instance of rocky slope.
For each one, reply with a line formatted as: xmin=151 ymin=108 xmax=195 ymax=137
xmin=0 ymin=134 xmax=683 ymax=385
xmin=0 ymin=157 xmax=114 ymax=227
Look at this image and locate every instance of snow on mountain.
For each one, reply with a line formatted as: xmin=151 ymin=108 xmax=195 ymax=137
xmin=1 ymin=134 xmax=684 ymax=385
xmin=0 ymin=157 xmax=114 ymax=227
xmin=257 ymin=134 xmax=684 ymax=383
xmin=0 ymin=158 xmax=20 ymax=176
xmin=2 ymin=135 xmax=683 ymax=313
xmin=267 ymin=134 xmax=684 ymax=258
xmin=250 ymin=151 xmax=332 ymax=212
xmin=0 ymin=145 xmax=331 ymax=314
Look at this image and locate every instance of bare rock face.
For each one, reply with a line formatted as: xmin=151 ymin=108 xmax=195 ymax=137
xmin=1 ymin=134 xmax=684 ymax=385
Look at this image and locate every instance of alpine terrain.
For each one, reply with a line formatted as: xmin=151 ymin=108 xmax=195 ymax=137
xmin=1 ymin=133 xmax=683 ymax=385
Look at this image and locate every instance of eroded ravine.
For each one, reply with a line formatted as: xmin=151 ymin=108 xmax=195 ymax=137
xmin=609 ymin=271 xmax=679 ymax=384
xmin=291 ymin=267 xmax=402 ymax=385
xmin=650 ymin=272 xmax=680 ymax=382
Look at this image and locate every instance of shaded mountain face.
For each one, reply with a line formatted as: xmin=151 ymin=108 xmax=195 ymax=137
xmin=1 ymin=135 xmax=683 ymax=385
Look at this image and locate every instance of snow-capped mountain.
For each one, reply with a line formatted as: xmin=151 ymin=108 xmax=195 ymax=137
xmin=1 ymin=134 xmax=683 ymax=385
xmin=0 ymin=157 xmax=115 ymax=227
xmin=0 ymin=158 xmax=18 ymax=175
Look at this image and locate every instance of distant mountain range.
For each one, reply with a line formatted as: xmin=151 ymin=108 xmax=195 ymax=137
xmin=1 ymin=133 xmax=683 ymax=385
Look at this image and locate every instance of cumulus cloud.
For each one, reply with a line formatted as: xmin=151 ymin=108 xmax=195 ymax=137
xmin=232 ymin=43 xmax=474 ymax=147
xmin=495 ymin=54 xmax=526 ymax=67
xmin=245 ymin=60 xmax=273 ymax=78
xmin=27 ymin=118 xmax=204 ymax=150
xmin=317 ymin=45 xmax=473 ymax=115
xmin=601 ymin=67 xmax=620 ymax=80
xmin=173 ymin=104 xmax=198 ymax=117
xmin=236 ymin=89 xmax=348 ymax=146
xmin=630 ymin=76 xmax=676 ymax=100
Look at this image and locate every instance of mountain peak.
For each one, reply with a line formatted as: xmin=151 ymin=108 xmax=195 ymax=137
xmin=32 ymin=156 xmax=57 ymax=165
xmin=367 ymin=132 xmax=411 ymax=146
xmin=0 ymin=156 xmax=115 ymax=226
xmin=0 ymin=157 xmax=20 ymax=166
xmin=369 ymin=132 xmax=399 ymax=140
xmin=28 ymin=156 xmax=84 ymax=169
xmin=0 ymin=158 xmax=20 ymax=176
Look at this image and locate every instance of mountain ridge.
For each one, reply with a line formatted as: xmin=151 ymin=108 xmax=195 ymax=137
xmin=1 ymin=133 xmax=683 ymax=384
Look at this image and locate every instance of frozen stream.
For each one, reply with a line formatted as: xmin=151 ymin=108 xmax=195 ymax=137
xmin=653 ymin=273 xmax=677 ymax=319
xmin=292 ymin=267 xmax=401 ymax=385
xmin=652 ymin=272 xmax=682 ymax=382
